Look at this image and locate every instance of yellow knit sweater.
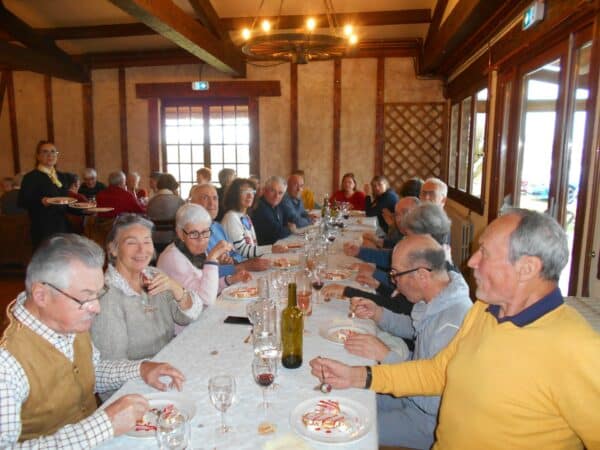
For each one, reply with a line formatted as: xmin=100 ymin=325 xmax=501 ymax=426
xmin=372 ymin=300 xmax=600 ymax=450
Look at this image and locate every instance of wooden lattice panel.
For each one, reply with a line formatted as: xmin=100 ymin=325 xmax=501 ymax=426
xmin=382 ymin=102 xmax=446 ymax=190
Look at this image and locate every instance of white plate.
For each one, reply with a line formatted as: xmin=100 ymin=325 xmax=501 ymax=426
xmin=69 ymin=201 xmax=95 ymax=209
xmin=222 ymin=284 xmax=259 ymax=301
xmin=270 ymin=256 xmax=300 ymax=270
xmin=87 ymin=207 xmax=114 ymax=213
xmin=289 ymin=396 xmax=371 ymax=445
xmin=126 ymin=392 xmax=196 ymax=438
xmin=319 ymin=324 xmax=374 ymax=345
xmin=322 ymin=269 xmax=352 ymax=282
xmin=46 ymin=196 xmax=76 ymax=205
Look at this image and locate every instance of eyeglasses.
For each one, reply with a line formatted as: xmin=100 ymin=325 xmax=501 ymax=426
xmin=182 ymin=228 xmax=211 ymax=240
xmin=40 ymin=149 xmax=59 ymax=156
xmin=388 ymin=267 xmax=432 ymax=282
xmin=241 ymin=189 xmax=256 ymax=196
xmin=43 ymin=282 xmax=108 ymax=310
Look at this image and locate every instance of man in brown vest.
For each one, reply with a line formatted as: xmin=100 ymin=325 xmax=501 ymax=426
xmin=0 ymin=234 xmax=186 ymax=447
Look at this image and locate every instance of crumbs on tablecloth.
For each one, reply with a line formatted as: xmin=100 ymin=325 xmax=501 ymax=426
xmin=258 ymin=422 xmax=277 ymax=435
xmin=210 ymin=350 xmax=218 ymax=355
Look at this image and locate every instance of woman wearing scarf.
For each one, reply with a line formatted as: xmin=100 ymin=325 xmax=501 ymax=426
xmin=157 ymin=203 xmax=251 ymax=305
xmin=18 ymin=141 xmax=72 ymax=248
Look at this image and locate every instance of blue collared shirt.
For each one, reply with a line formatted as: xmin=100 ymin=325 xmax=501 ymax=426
xmin=485 ymin=287 xmax=563 ymax=327
xmin=281 ymin=193 xmax=311 ymax=228
xmin=209 ymin=221 xmax=243 ymax=277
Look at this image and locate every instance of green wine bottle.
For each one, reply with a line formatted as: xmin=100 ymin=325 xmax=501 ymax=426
xmin=281 ymin=282 xmax=303 ymax=368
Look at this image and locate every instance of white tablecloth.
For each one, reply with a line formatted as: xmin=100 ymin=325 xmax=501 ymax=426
xmin=98 ymin=291 xmax=378 ymax=449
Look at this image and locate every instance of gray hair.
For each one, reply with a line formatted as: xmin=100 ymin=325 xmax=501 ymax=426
xmin=401 ymin=203 xmax=451 ymax=245
xmin=424 ymin=177 xmax=448 ymax=198
xmin=83 ymin=168 xmax=97 ymax=179
xmin=106 ymin=214 xmax=154 ymax=264
xmin=25 ymin=234 xmax=104 ymax=294
xmin=108 ymin=171 xmax=126 ymax=187
xmin=504 ymin=208 xmax=568 ymax=281
xmin=406 ymin=247 xmax=447 ymax=273
xmin=264 ymin=175 xmax=287 ymax=190
xmin=175 ymin=203 xmax=211 ymax=230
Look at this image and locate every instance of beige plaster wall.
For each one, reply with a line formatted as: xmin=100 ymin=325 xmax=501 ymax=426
xmin=12 ymin=72 xmax=46 ymax=172
xmin=340 ymin=58 xmax=377 ymax=191
xmin=52 ymin=77 xmax=85 ymax=174
xmin=385 ymin=58 xmax=444 ymax=103
xmin=297 ymin=61 xmax=334 ymax=200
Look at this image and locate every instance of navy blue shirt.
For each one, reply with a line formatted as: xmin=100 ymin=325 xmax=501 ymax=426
xmin=486 ymin=287 xmax=563 ymax=327
xmin=280 ymin=193 xmax=312 ymax=228
xmin=250 ymin=197 xmax=292 ymax=245
xmin=365 ymin=188 xmax=399 ymax=233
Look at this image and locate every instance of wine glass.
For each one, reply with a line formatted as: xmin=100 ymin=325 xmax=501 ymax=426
xmin=252 ymin=355 xmax=277 ymax=411
xmin=295 ymin=272 xmax=312 ymax=316
xmin=311 ymin=267 xmax=325 ymax=304
xmin=140 ymin=266 xmax=160 ymax=313
xmin=208 ymin=375 xmax=236 ymax=434
xmin=156 ymin=409 xmax=190 ymax=450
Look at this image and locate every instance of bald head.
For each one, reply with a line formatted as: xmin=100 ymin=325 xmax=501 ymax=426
xmin=287 ymin=174 xmax=304 ymax=199
xmin=191 ymin=183 xmax=219 ymax=219
xmin=394 ymin=196 xmax=420 ymax=231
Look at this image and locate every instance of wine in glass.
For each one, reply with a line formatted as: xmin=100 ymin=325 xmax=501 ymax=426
xmin=208 ymin=375 xmax=236 ymax=434
xmin=156 ymin=409 xmax=190 ymax=450
xmin=252 ymin=355 xmax=277 ymax=411
xmin=311 ymin=268 xmax=325 ymax=304
xmin=295 ymin=272 xmax=312 ymax=316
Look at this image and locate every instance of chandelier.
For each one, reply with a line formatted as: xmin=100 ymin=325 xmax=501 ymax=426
xmin=239 ymin=0 xmax=358 ymax=64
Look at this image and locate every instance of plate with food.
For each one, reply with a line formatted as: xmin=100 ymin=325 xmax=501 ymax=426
xmin=222 ymin=284 xmax=259 ymax=301
xmin=69 ymin=201 xmax=96 ymax=209
xmin=126 ymin=392 xmax=196 ymax=438
xmin=286 ymin=242 xmax=304 ymax=250
xmin=271 ymin=257 xmax=300 ymax=270
xmin=319 ymin=324 xmax=374 ymax=345
xmin=87 ymin=207 xmax=115 ymax=213
xmin=322 ymin=269 xmax=352 ymax=282
xmin=348 ymin=210 xmax=365 ymax=217
xmin=290 ymin=397 xmax=371 ymax=444
xmin=46 ymin=196 xmax=77 ymax=205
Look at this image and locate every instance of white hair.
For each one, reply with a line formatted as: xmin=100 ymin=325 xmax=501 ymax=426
xmin=176 ymin=203 xmax=211 ymax=230
xmin=424 ymin=177 xmax=448 ymax=198
xmin=83 ymin=168 xmax=97 ymax=178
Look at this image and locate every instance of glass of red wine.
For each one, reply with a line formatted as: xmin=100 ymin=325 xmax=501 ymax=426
xmin=311 ymin=268 xmax=325 ymax=304
xmin=252 ymin=355 xmax=277 ymax=411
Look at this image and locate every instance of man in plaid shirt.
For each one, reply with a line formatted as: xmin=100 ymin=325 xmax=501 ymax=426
xmin=0 ymin=234 xmax=185 ymax=448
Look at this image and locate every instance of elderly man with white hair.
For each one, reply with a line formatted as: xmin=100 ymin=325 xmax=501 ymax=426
xmin=157 ymin=203 xmax=251 ymax=304
xmin=95 ymin=171 xmax=145 ymax=218
xmin=312 ymin=209 xmax=600 ymax=450
xmin=78 ymin=167 xmax=106 ymax=200
xmin=251 ymin=175 xmax=295 ymax=245
xmin=420 ymin=177 xmax=447 ymax=206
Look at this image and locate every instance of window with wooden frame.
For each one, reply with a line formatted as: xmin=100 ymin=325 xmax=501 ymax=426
xmin=446 ymin=82 xmax=488 ymax=213
xmin=162 ymin=99 xmax=254 ymax=199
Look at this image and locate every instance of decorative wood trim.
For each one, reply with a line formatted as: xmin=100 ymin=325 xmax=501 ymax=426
xmin=6 ymin=71 xmax=20 ymax=173
xmin=107 ymin=0 xmax=245 ymax=77
xmin=187 ymin=0 xmax=229 ymax=41
xmin=424 ymin=0 xmax=449 ymax=50
xmin=44 ymin=75 xmax=54 ymax=142
xmin=374 ymin=57 xmax=385 ymax=174
xmin=290 ymin=63 xmax=298 ymax=172
xmin=118 ymin=67 xmax=129 ymax=173
xmin=248 ymin=97 xmax=260 ymax=177
xmin=332 ymin=59 xmax=342 ymax=192
xmin=136 ymin=81 xmax=281 ymax=99
xmin=448 ymin=186 xmax=484 ymax=214
xmin=81 ymin=82 xmax=95 ymax=168
xmin=0 ymin=70 xmax=8 ymax=117
xmin=148 ymin=98 xmax=160 ymax=172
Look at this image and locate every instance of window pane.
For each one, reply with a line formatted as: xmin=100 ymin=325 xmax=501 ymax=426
xmin=167 ymin=164 xmax=180 ymax=179
xmin=165 ymin=107 xmax=178 ymax=126
xmin=471 ymin=88 xmax=487 ymax=198
xmin=209 ymin=106 xmax=222 ymax=124
xmin=236 ymin=105 xmax=249 ymax=123
xmin=237 ymin=145 xmax=250 ymax=163
xmin=236 ymin=125 xmax=249 ymax=144
xmin=178 ymin=126 xmax=191 ymax=144
xmin=210 ymin=126 xmax=223 ymax=144
xmin=211 ymin=145 xmax=223 ymax=163
xmin=223 ymin=145 xmax=236 ymax=162
xmin=223 ymin=125 xmax=236 ymax=144
xmin=237 ymin=164 xmax=250 ymax=178
xmin=179 ymin=165 xmax=192 ymax=183
xmin=166 ymin=145 xmax=179 ymax=163
xmin=190 ymin=106 xmax=203 ymax=125
xmin=165 ymin=127 xmax=178 ymax=144
xmin=180 ymin=182 xmax=193 ymax=200
xmin=177 ymin=107 xmax=190 ymax=125
xmin=192 ymin=145 xmax=204 ymax=162
xmin=179 ymin=145 xmax=192 ymax=163
xmin=448 ymin=104 xmax=459 ymax=187
xmin=458 ymin=97 xmax=472 ymax=191
xmin=191 ymin=126 xmax=203 ymax=144
xmin=223 ymin=105 xmax=236 ymax=125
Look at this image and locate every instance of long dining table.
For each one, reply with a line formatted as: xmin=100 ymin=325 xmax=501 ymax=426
xmin=98 ymin=219 xmax=382 ymax=450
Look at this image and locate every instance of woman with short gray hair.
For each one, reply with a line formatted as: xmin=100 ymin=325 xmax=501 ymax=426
xmin=91 ymin=213 xmax=203 ymax=364
xmin=157 ymin=204 xmax=250 ymax=304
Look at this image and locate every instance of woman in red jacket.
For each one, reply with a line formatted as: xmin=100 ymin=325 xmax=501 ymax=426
xmin=331 ymin=172 xmax=366 ymax=211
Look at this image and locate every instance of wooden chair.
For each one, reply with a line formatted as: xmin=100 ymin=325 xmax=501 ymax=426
xmin=0 ymin=214 xmax=32 ymax=267
xmin=84 ymin=216 xmax=114 ymax=249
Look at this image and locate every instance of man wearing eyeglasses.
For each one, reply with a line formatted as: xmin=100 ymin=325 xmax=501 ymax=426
xmin=328 ymin=233 xmax=471 ymax=448
xmin=251 ymin=176 xmax=294 ymax=245
xmin=0 ymin=234 xmax=185 ymax=448
xmin=311 ymin=209 xmax=600 ymax=449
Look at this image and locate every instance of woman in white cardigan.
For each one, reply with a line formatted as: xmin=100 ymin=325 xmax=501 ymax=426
xmin=221 ymin=178 xmax=287 ymax=258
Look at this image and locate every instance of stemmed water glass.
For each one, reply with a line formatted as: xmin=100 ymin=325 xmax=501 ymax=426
xmin=208 ymin=375 xmax=236 ymax=434
xmin=252 ymin=355 xmax=278 ymax=411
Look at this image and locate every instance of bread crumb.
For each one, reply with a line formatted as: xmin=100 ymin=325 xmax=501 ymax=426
xmin=258 ymin=422 xmax=276 ymax=435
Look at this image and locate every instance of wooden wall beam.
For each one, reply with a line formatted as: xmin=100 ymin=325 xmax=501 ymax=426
xmin=290 ymin=63 xmax=298 ymax=172
xmin=6 ymin=71 xmax=20 ymax=173
xmin=332 ymin=59 xmax=341 ymax=192
xmin=136 ymin=80 xmax=281 ymax=99
xmin=0 ymin=70 xmax=8 ymax=117
xmin=108 ymin=0 xmax=245 ymax=77
xmin=118 ymin=67 xmax=129 ymax=173
xmin=0 ymin=3 xmax=89 ymax=82
xmin=248 ymin=97 xmax=260 ymax=176
xmin=374 ymin=57 xmax=385 ymax=175
xmin=44 ymin=75 xmax=54 ymax=142
xmin=148 ymin=98 xmax=160 ymax=172
xmin=81 ymin=83 xmax=95 ymax=168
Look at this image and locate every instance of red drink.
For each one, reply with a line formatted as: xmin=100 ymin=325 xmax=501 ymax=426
xmin=256 ymin=373 xmax=274 ymax=387
xmin=297 ymin=290 xmax=312 ymax=316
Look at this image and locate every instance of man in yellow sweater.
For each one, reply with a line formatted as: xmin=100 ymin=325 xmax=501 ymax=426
xmin=310 ymin=209 xmax=600 ymax=449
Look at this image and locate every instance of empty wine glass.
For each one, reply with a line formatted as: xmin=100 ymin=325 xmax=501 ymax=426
xmin=252 ymin=355 xmax=277 ymax=411
xmin=156 ymin=409 xmax=190 ymax=450
xmin=208 ymin=375 xmax=236 ymax=434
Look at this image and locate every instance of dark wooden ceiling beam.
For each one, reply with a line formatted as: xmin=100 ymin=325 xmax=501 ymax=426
xmin=35 ymin=9 xmax=431 ymax=41
xmin=108 ymin=0 xmax=245 ymax=77
xmin=0 ymin=2 xmax=89 ymax=82
xmin=135 ymin=80 xmax=281 ymax=99
xmin=187 ymin=0 xmax=228 ymax=41
xmin=421 ymin=0 xmax=513 ymax=75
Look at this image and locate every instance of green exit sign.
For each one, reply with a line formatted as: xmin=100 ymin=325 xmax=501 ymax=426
xmin=522 ymin=0 xmax=545 ymax=30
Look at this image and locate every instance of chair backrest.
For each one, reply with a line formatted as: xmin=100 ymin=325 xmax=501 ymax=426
xmin=152 ymin=219 xmax=176 ymax=232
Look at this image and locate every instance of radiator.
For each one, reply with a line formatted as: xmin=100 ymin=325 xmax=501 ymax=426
xmin=445 ymin=206 xmax=474 ymax=270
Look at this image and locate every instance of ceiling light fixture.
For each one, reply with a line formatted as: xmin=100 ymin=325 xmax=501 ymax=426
xmin=240 ymin=0 xmax=359 ymax=64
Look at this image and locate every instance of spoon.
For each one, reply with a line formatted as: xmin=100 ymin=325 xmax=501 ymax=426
xmin=314 ymin=357 xmax=332 ymax=393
